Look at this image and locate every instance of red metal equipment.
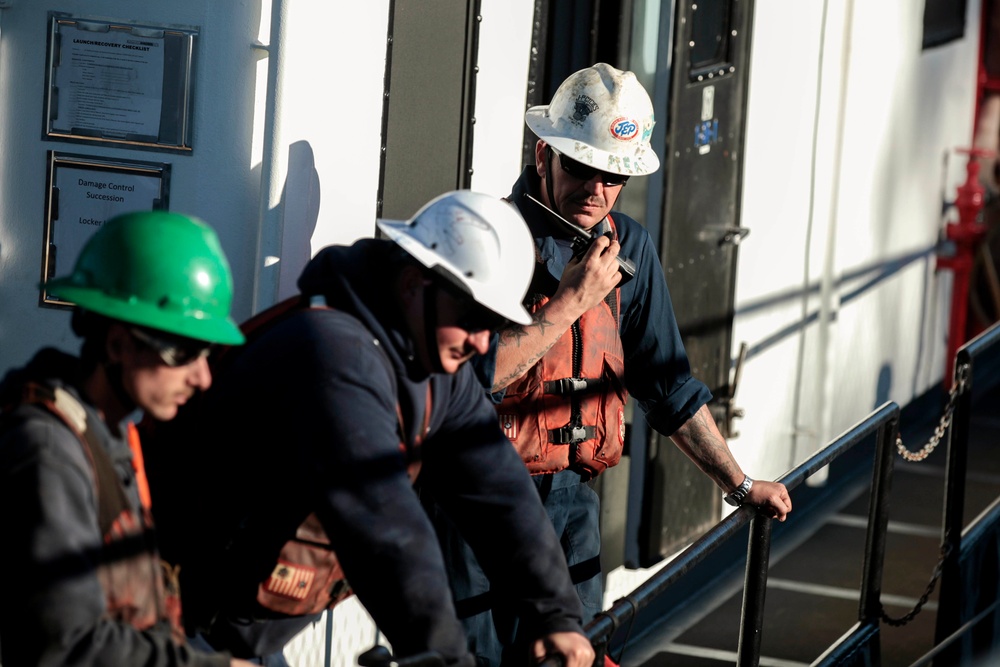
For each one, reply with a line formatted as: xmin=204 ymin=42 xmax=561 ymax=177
xmin=937 ymin=149 xmax=989 ymax=390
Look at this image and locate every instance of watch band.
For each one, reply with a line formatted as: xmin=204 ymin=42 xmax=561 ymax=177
xmin=723 ymin=475 xmax=754 ymax=507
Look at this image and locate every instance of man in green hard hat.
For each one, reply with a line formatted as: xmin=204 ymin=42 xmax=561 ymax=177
xmin=0 ymin=211 xmax=254 ymax=666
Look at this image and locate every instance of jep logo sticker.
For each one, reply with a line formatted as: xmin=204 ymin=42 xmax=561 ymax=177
xmin=610 ymin=117 xmax=639 ymax=141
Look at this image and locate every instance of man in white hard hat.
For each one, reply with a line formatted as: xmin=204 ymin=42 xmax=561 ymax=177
xmin=145 ymin=191 xmax=595 ymax=667
xmin=436 ymin=64 xmax=793 ymax=666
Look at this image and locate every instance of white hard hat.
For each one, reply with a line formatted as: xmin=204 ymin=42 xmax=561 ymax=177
xmin=377 ymin=191 xmax=534 ymax=326
xmin=525 ymin=63 xmax=660 ymax=176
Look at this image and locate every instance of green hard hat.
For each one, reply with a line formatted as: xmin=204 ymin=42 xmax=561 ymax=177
xmin=45 ymin=211 xmax=245 ymax=345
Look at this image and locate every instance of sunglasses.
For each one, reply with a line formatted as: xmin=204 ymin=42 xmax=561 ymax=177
xmin=549 ymin=147 xmax=629 ymax=187
xmin=435 ymin=282 xmax=509 ymax=333
xmin=454 ymin=300 xmax=509 ymax=333
xmin=130 ymin=327 xmax=213 ymax=368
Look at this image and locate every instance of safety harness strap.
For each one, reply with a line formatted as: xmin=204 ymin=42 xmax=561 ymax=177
xmin=20 ymin=382 xmax=131 ymax=537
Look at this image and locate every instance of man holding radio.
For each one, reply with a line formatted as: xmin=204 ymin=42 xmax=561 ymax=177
xmin=434 ymin=63 xmax=793 ymax=667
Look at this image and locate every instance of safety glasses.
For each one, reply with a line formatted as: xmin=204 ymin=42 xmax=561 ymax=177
xmin=130 ymin=327 xmax=213 ymax=368
xmin=549 ymin=147 xmax=629 ymax=187
xmin=455 ymin=303 xmax=509 ymax=333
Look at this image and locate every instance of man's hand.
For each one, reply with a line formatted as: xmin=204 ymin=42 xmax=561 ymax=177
xmin=531 ymin=631 xmax=595 ymax=667
xmin=745 ymin=480 xmax=792 ymax=522
xmin=231 ymin=660 xmax=258 ymax=666
xmin=493 ymin=235 xmax=622 ymax=391
xmin=670 ymin=405 xmax=794 ymax=523
xmin=553 ymin=235 xmax=623 ymax=320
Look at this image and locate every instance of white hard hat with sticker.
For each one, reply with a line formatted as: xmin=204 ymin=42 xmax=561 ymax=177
xmin=525 ymin=62 xmax=660 ymax=176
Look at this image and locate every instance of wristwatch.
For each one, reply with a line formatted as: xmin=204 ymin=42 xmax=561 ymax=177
xmin=723 ymin=475 xmax=754 ymax=507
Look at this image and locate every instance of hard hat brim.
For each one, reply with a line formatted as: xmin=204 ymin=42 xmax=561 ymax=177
xmin=45 ymin=280 xmax=247 ymax=346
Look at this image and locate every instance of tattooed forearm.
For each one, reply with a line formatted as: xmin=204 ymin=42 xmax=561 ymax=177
xmin=533 ymin=311 xmax=556 ymax=336
xmin=492 ymin=351 xmax=548 ymax=392
xmin=498 ymin=311 xmax=557 ymax=347
xmin=671 ymin=406 xmax=739 ymax=488
xmin=492 ymin=311 xmax=568 ymax=392
xmin=498 ymin=325 xmax=529 ymax=347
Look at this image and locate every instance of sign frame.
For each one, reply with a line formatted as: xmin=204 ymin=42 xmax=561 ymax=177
xmin=43 ymin=13 xmax=198 ymax=152
xmin=40 ymin=151 xmax=171 ymax=308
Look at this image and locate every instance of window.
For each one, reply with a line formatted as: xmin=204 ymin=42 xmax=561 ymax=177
xmin=689 ymin=0 xmax=733 ymax=81
xmin=922 ymin=0 xmax=967 ymax=50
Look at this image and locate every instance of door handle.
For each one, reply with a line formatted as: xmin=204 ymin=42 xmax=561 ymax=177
xmin=710 ymin=341 xmax=748 ymax=439
xmin=720 ymin=226 xmax=750 ymax=246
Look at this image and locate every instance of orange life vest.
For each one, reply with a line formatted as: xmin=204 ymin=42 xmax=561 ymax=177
xmin=497 ymin=218 xmax=628 ymax=480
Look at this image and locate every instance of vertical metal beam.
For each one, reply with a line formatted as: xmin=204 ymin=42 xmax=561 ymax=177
xmin=376 ymin=0 xmax=397 ymax=220
xmin=457 ymin=0 xmax=482 ymax=189
xmin=522 ymin=0 xmax=550 ymax=165
xmin=252 ymin=0 xmax=288 ymax=315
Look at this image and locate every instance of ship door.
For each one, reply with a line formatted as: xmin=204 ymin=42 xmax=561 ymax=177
xmin=639 ymin=0 xmax=756 ymax=563
xmin=519 ymin=0 xmax=755 ymax=568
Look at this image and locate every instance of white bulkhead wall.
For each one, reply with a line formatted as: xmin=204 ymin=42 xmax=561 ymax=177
xmin=735 ymin=0 xmax=980 ymax=482
xmin=254 ymin=0 xmax=391 ymax=307
xmin=0 ymin=1 xmax=392 ymax=662
xmin=0 ymin=0 xmax=391 ymax=370
xmin=468 ymin=2 xmax=535 ymax=198
xmin=1 ymin=1 xmax=262 ymax=367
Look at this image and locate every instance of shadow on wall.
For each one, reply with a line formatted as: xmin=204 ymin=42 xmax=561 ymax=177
xmin=277 ymin=140 xmax=321 ymax=301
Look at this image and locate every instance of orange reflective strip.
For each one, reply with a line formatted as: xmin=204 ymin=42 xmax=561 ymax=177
xmin=127 ymin=422 xmax=153 ymax=511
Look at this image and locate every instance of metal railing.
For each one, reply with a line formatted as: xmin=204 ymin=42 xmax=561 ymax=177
xmin=928 ymin=321 xmax=1000 ymax=664
xmin=584 ymin=403 xmax=901 ymax=667
xmin=579 ymin=321 xmax=1000 ymax=667
xmin=359 ymin=321 xmax=1000 ymax=667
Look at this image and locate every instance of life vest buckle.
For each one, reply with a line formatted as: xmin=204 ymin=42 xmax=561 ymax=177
xmin=544 ymin=377 xmax=598 ymax=395
xmin=548 ymin=425 xmax=596 ymax=444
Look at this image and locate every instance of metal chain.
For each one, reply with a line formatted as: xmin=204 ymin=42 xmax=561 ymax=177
xmin=880 ymin=540 xmax=953 ymax=626
xmin=895 ymin=363 xmax=971 ymax=462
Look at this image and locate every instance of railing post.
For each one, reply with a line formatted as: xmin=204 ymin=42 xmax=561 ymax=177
xmin=737 ymin=514 xmax=772 ymax=667
xmin=584 ymin=404 xmax=903 ymax=667
xmin=934 ymin=351 xmax=974 ymax=658
xmin=858 ymin=413 xmax=898 ymax=623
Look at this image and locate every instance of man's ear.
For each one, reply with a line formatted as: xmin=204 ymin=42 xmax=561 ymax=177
xmin=397 ymin=264 xmax=427 ymax=299
xmin=535 ymin=140 xmax=548 ymax=179
xmin=104 ymin=323 xmax=131 ymax=364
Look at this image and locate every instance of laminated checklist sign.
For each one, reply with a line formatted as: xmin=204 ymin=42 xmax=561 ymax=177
xmin=44 ymin=16 xmax=198 ymax=151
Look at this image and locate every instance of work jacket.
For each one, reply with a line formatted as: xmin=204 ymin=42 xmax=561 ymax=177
xmin=146 ymin=239 xmax=584 ymax=665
